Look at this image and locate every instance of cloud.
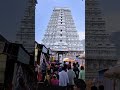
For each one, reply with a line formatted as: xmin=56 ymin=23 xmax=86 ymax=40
xmin=78 ymin=31 xmax=85 ymax=40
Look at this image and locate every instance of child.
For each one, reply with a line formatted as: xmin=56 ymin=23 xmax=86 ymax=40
xmin=50 ymin=75 xmax=59 ymax=86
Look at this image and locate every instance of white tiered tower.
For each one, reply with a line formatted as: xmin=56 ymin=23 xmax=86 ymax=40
xmin=42 ymin=7 xmax=83 ymax=62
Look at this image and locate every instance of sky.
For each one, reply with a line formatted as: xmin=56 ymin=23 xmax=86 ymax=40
xmin=0 ymin=0 xmax=27 ymax=42
xmin=35 ymin=0 xmax=85 ymax=43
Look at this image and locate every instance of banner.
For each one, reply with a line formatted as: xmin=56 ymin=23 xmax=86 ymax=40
xmin=12 ymin=64 xmax=24 ymax=89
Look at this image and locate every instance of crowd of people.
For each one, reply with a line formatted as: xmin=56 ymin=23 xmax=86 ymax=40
xmin=39 ymin=60 xmax=86 ymax=90
xmin=14 ymin=60 xmax=105 ymax=90
xmin=39 ymin=60 xmax=105 ymax=90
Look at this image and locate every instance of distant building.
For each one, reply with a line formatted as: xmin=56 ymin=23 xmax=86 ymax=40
xmin=42 ymin=7 xmax=83 ymax=62
xmin=85 ymin=0 xmax=117 ymax=80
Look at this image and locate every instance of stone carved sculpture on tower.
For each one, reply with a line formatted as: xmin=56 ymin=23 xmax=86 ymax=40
xmin=16 ymin=0 xmax=37 ymax=53
xmin=85 ymin=0 xmax=117 ymax=80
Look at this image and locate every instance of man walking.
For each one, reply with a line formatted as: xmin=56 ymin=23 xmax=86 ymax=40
xmin=59 ymin=67 xmax=69 ymax=90
xmin=67 ymin=66 xmax=76 ymax=90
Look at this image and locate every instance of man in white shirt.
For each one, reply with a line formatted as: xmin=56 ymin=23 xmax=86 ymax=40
xmin=67 ymin=66 xmax=76 ymax=90
xmin=59 ymin=67 xmax=69 ymax=90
